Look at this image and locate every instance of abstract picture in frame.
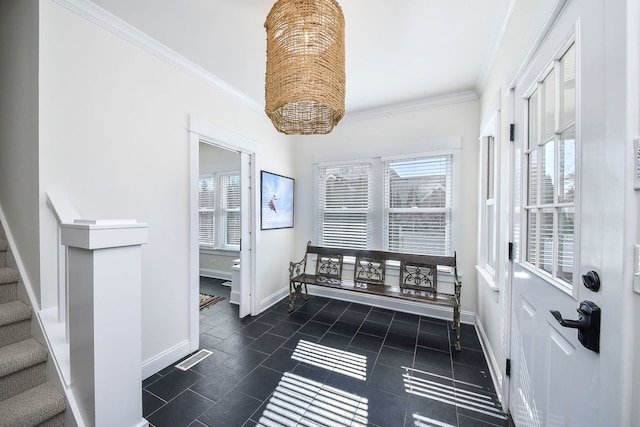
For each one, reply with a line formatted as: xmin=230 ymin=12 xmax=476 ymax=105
xmin=261 ymin=170 xmax=294 ymax=230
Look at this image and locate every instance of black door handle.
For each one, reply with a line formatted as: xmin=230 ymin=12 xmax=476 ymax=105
xmin=550 ymin=301 xmax=600 ymax=353
xmin=550 ymin=310 xmax=581 ymax=329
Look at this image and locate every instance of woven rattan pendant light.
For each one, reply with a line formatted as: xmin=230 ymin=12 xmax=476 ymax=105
xmin=265 ymin=0 xmax=345 ymax=135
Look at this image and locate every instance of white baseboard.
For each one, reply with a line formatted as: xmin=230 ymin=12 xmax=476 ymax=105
xmin=142 ymin=340 xmax=191 ymax=380
xmin=230 ymin=290 xmax=240 ymax=305
xmin=259 ymin=286 xmax=289 ymax=312
xmin=307 ymin=285 xmax=475 ymax=325
xmin=199 ymin=268 xmax=231 ymax=281
xmin=475 ymin=315 xmax=504 ymax=405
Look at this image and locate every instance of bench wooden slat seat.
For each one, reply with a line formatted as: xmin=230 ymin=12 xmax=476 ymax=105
xmin=288 ymin=241 xmax=463 ymax=350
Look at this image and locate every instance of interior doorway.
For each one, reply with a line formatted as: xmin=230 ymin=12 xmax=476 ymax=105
xmin=188 ymin=117 xmax=257 ymax=353
xmin=198 ymin=142 xmax=241 ymax=300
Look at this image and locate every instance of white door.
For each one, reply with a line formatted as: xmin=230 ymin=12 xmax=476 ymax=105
xmin=507 ymin=3 xmax=623 ymax=426
xmin=238 ymin=151 xmax=253 ymax=318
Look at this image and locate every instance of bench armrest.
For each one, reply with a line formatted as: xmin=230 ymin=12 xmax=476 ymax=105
xmin=289 ymin=256 xmax=307 ymax=279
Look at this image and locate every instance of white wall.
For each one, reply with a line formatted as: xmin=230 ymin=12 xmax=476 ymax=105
xmin=292 ymin=100 xmax=480 ymax=314
xmin=0 ymin=0 xmax=41 ymax=303
xmin=38 ymin=0 xmax=295 ymax=365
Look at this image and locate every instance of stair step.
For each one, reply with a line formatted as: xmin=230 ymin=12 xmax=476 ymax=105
xmin=0 ymin=267 xmax=19 ymax=286
xmin=0 ymin=382 xmax=66 ymax=427
xmin=0 ymin=268 xmax=18 ymax=305
xmin=0 ymin=338 xmax=48 ymax=378
xmin=0 ymin=301 xmax=32 ymax=346
xmin=0 ymin=339 xmax=48 ymax=401
xmin=0 ymin=239 xmax=6 ymax=268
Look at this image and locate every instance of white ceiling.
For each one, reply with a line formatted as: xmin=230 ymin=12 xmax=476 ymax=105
xmin=89 ymin=0 xmax=514 ymax=114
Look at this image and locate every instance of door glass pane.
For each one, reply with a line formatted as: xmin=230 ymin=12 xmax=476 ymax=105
xmin=543 ymin=71 xmax=556 ymax=137
xmin=538 ymin=210 xmax=554 ymax=274
xmin=540 ymin=141 xmax=555 ymax=205
xmin=528 ymin=151 xmax=538 ymax=205
xmin=559 ymin=127 xmax=576 ymax=203
xmin=560 ymin=44 xmax=576 ymax=127
xmin=557 ymin=207 xmax=574 ymax=283
xmin=527 ymin=210 xmax=537 ymax=264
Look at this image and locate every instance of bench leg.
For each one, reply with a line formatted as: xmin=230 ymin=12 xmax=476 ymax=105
xmin=453 ymin=306 xmax=461 ymax=351
xmin=288 ymin=281 xmax=310 ymax=312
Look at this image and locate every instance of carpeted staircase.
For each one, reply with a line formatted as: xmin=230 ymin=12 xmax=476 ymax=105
xmin=0 ymin=238 xmax=66 ymax=426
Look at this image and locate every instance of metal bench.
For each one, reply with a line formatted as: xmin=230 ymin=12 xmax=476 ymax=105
xmin=288 ymin=241 xmax=463 ymax=350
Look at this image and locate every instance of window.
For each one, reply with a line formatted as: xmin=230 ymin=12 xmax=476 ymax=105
xmin=199 ymin=172 xmax=241 ymax=249
xmin=317 ymin=163 xmax=371 ymax=249
xmin=524 ymin=43 xmax=576 ymax=287
xmin=384 ymin=156 xmax=453 ymax=256
xmin=316 ymin=153 xmax=456 ymax=256
xmin=220 ymin=174 xmax=241 ymax=246
xmin=199 ymin=175 xmax=215 ymax=246
xmin=479 ymin=134 xmax=497 ymax=276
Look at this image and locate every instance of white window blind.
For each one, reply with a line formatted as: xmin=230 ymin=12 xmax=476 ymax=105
xmin=317 ymin=163 xmax=371 ymax=249
xmin=199 ymin=175 xmax=215 ymax=246
xmin=221 ymin=174 xmax=241 ymax=246
xmin=384 ymin=155 xmax=453 ymax=256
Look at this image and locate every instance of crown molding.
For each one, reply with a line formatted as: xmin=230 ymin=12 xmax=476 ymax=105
xmin=342 ymin=90 xmax=479 ymax=124
xmin=52 ymin=0 xmax=263 ymax=113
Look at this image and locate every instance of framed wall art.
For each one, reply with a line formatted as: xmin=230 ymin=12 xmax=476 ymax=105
xmin=261 ymin=170 xmax=294 ymax=230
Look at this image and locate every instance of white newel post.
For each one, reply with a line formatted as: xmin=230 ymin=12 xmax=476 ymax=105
xmin=61 ymin=219 xmax=149 ymax=427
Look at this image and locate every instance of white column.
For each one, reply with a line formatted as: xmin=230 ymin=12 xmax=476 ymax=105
xmin=61 ymin=219 xmax=149 ymax=427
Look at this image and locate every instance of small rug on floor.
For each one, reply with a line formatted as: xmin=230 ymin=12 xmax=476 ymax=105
xmin=199 ymin=293 xmax=226 ymax=310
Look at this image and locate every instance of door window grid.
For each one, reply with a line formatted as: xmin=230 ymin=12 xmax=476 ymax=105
xmin=524 ymin=43 xmax=576 ymax=287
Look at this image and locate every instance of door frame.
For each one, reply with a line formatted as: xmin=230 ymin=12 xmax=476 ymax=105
xmin=188 ymin=116 xmax=258 ymax=351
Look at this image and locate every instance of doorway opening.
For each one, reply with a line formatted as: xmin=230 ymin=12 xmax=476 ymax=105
xmin=188 ymin=117 xmax=257 ymax=353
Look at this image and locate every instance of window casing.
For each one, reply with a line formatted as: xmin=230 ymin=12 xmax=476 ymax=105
xmin=316 ymin=153 xmax=456 ymax=257
xmin=524 ymin=42 xmax=576 ymax=288
xmin=199 ymin=172 xmax=241 ymax=249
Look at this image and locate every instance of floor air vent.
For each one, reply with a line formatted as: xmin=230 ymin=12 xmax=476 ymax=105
xmin=175 ymin=349 xmax=212 ymax=371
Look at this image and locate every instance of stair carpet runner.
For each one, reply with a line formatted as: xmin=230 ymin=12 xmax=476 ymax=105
xmin=0 ymin=238 xmax=66 ymax=426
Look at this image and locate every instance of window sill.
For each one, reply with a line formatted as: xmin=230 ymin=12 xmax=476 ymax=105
xmin=199 ymin=246 xmax=240 ymax=255
xmin=475 ymin=265 xmax=499 ymax=292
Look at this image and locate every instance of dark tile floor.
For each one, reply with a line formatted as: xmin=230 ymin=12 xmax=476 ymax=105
xmin=142 ymin=277 xmax=510 ymax=427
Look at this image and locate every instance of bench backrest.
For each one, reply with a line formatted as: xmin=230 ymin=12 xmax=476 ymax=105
xmin=315 ymin=253 xmax=343 ymax=282
xmin=304 ymin=242 xmax=457 ymax=292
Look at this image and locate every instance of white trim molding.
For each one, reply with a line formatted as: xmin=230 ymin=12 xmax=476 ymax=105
xmin=343 ymin=90 xmax=479 ymax=124
xmin=52 ymin=0 xmax=262 ymax=112
xmin=142 ymin=340 xmax=191 ymax=380
xmin=476 ymin=315 xmax=504 ymax=407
